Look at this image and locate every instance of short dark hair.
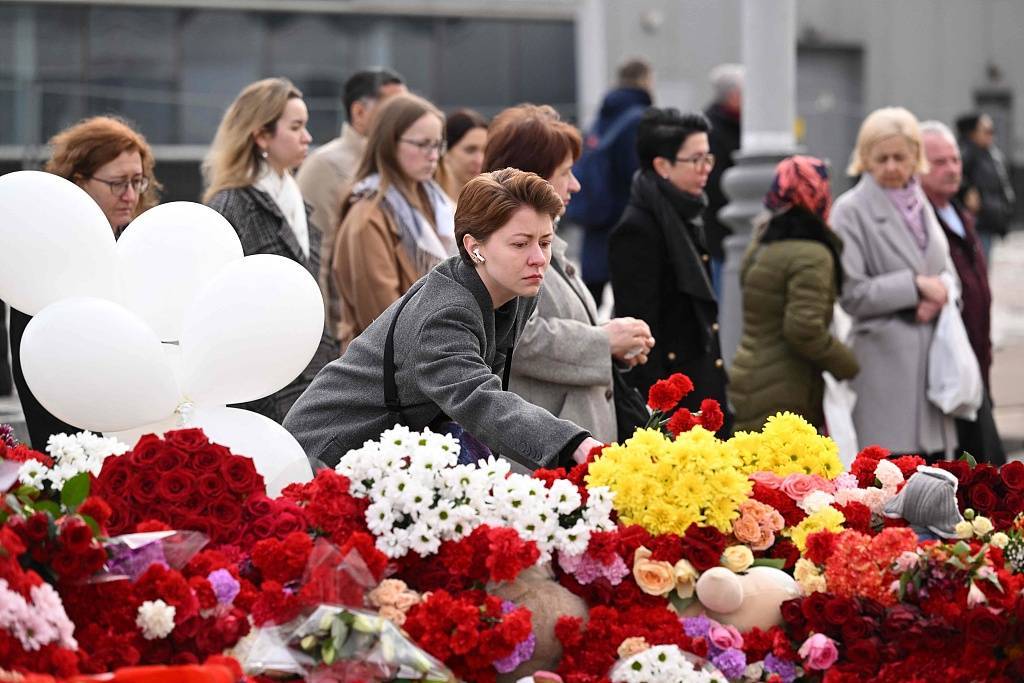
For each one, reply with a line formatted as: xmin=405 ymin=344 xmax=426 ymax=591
xmin=617 ymin=58 xmax=652 ymax=89
xmin=455 ymin=168 xmax=563 ymax=263
xmin=484 ymin=104 xmax=582 ymax=180
xmin=954 ymin=113 xmax=982 ymax=140
xmin=446 ymin=108 xmax=489 ymax=149
xmin=636 ymin=107 xmax=711 ymax=170
xmin=343 ymin=68 xmax=405 ymax=121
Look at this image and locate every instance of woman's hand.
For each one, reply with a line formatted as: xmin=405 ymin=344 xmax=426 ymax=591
xmin=603 ymin=317 xmax=655 ymax=367
xmin=573 ymin=436 xmax=604 ymax=464
xmin=915 ymin=275 xmax=948 ymax=305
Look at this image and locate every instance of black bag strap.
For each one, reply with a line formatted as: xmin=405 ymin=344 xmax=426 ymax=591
xmin=384 ymin=279 xmax=515 ymax=425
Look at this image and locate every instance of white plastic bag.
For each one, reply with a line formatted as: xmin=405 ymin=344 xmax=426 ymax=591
xmin=823 ymin=305 xmax=858 ymax=466
xmin=927 ymin=299 xmax=983 ymax=420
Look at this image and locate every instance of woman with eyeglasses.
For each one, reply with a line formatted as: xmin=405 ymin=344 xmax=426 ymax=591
xmin=9 ymin=115 xmax=161 ymax=448
xmin=609 ymin=107 xmax=732 ymax=433
xmin=333 ymin=93 xmax=456 ymax=351
xmin=203 ymin=77 xmax=336 ymax=423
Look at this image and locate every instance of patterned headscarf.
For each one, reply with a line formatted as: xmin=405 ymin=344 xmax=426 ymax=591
xmin=763 ymin=155 xmax=832 ymax=222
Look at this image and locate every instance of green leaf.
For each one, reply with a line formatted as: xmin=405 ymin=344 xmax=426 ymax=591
xmin=959 ymin=451 xmax=978 ymax=467
xmin=5 ymin=494 xmax=24 ymax=517
xmin=898 ymin=572 xmax=910 ymax=599
xmin=669 ymin=593 xmax=694 ymax=613
xmin=60 ymin=472 xmax=90 ymax=512
xmin=32 ymin=500 xmax=61 ymax=518
xmin=752 ymin=558 xmax=787 ymax=570
xmin=14 ymin=484 xmax=38 ymax=502
xmin=79 ymin=513 xmax=101 ymax=537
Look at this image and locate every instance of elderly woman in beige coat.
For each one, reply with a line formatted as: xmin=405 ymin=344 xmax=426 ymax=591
xmin=483 ymin=105 xmax=654 ymax=444
xmin=832 ymin=107 xmax=958 ymax=459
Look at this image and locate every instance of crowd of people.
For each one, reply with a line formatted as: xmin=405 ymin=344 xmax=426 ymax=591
xmin=0 ymin=58 xmax=1015 ymax=469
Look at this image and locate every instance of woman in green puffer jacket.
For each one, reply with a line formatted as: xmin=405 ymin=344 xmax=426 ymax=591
xmin=729 ymin=156 xmax=859 ymax=432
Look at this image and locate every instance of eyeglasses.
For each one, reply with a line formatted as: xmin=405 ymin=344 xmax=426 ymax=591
xmin=400 ymin=138 xmax=447 ymax=156
xmin=674 ymin=153 xmax=716 ymax=169
xmin=90 ymin=175 xmax=150 ymax=196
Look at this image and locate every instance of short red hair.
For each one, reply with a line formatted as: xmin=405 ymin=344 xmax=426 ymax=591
xmin=484 ymin=104 xmax=581 ymax=180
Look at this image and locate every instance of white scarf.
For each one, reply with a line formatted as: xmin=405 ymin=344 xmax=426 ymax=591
xmin=254 ymin=163 xmax=309 ymax=259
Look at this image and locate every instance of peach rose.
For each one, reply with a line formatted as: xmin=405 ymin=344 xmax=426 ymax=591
xmin=368 ymin=579 xmax=408 ymax=608
xmin=378 ymin=605 xmax=407 ymax=626
xmin=393 ymin=590 xmax=421 ymax=612
xmin=617 ymin=636 xmax=651 ymax=658
xmin=633 ymin=547 xmax=676 ymax=596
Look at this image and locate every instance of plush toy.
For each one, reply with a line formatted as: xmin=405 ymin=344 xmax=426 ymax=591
xmin=883 ymin=466 xmax=964 ymax=540
xmin=688 ymin=566 xmax=801 ymax=632
xmin=490 ymin=565 xmax=588 ymax=682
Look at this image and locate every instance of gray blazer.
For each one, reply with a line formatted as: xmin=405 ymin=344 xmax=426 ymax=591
xmin=283 ymin=255 xmax=589 ymax=469
xmin=832 ymin=173 xmax=957 ymax=455
xmin=509 ymin=236 xmax=617 ymax=443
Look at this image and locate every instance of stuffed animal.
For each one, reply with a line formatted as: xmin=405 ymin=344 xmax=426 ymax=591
xmin=689 ymin=566 xmax=801 ymax=632
xmin=490 ymin=565 xmax=588 ymax=682
xmin=883 ymin=466 xmax=964 ymax=540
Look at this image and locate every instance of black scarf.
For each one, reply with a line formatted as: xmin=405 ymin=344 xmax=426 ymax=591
xmin=630 ymin=169 xmax=716 ymax=302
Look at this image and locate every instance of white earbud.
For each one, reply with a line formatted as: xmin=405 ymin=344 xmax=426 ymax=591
xmin=473 ymin=248 xmax=486 ymax=263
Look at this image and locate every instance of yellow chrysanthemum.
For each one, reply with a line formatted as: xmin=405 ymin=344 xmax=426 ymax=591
xmin=787 ymin=505 xmax=846 ymax=552
xmin=586 ymin=427 xmax=751 ymax=535
xmin=726 ymin=411 xmax=843 ymax=479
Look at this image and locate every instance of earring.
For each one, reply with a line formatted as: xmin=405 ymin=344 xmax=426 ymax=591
xmin=473 ymin=248 xmax=485 ymax=263
xmin=259 ymin=149 xmax=268 ymax=159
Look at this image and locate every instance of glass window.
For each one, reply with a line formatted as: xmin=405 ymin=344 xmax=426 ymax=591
xmin=180 ymin=10 xmax=264 ymax=145
xmin=437 ymin=18 xmax=514 ymax=112
xmin=0 ymin=6 xmax=19 ymax=145
xmin=513 ymin=20 xmax=576 ymax=120
xmin=36 ymin=6 xmax=88 ymax=142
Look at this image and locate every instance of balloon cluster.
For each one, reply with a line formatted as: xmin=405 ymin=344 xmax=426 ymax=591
xmin=0 ymin=171 xmax=321 ymax=495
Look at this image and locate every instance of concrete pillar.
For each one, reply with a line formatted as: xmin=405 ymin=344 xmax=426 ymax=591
xmin=575 ymin=0 xmax=608 ymax=128
xmin=718 ymin=0 xmax=798 ymax=367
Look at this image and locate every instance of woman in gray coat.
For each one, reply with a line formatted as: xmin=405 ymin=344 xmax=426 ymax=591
xmin=284 ymin=169 xmax=602 ymax=470
xmin=482 ymin=105 xmax=654 ymax=444
xmin=833 ymin=107 xmax=957 ymax=458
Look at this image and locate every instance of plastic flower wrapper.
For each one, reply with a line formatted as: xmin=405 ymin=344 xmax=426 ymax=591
xmin=609 ymin=644 xmax=727 ymax=683
xmin=300 ymin=537 xmax=382 ymax=609
xmin=287 ymin=604 xmax=454 ymax=682
xmin=229 ymin=623 xmax=308 ymax=678
xmin=100 ymin=530 xmax=209 ymax=582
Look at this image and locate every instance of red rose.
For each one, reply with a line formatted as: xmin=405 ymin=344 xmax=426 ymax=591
xmin=154 ymin=447 xmax=188 ymax=474
xmin=221 ymin=456 xmax=260 ymax=494
xmin=198 ymin=473 xmax=227 ymax=499
xmin=97 ymin=457 xmax=131 ymax=495
xmin=969 ymin=483 xmax=998 ymax=514
xmin=272 ymin=510 xmax=308 ymax=538
xmin=780 ymin=598 xmax=806 ymax=628
xmin=192 ymin=444 xmax=231 ymax=472
xmin=156 ymin=470 xmax=196 ymax=503
xmin=60 ymin=519 xmax=94 ymax=553
xmin=824 ymin=595 xmax=855 ymax=625
xmin=845 ymin=638 xmax=880 ymax=673
xmin=880 ymin=605 xmax=919 ymax=640
xmin=966 ymin=606 xmax=1006 ymax=643
xmin=1001 ymin=461 xmax=1024 ymax=491
xmin=800 ymin=591 xmax=830 ymax=627
xmin=165 ymin=428 xmax=210 ymax=452
xmin=208 ymin=498 xmax=243 ymax=531
xmin=129 ymin=435 xmax=165 ymax=467
xmin=248 ymin=516 xmax=275 ymax=540
xmin=130 ymin=469 xmax=162 ymax=505
xmin=841 ymin=616 xmax=877 ymax=643
xmin=244 ymin=494 xmax=274 ymax=519
xmin=25 ymin=511 xmax=50 ymax=542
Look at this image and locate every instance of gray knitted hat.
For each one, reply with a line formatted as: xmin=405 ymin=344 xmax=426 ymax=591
xmin=883 ymin=466 xmax=964 ymax=539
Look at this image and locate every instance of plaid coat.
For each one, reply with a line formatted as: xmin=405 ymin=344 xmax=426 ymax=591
xmin=206 ymin=185 xmax=338 ymax=423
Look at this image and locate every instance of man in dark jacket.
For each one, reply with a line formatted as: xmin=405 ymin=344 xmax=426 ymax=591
xmin=703 ymin=64 xmax=743 ymax=298
xmin=569 ymin=58 xmax=653 ymax=306
xmin=956 ymin=112 xmax=1016 ymax=265
xmin=921 ymin=120 xmax=1005 ymax=464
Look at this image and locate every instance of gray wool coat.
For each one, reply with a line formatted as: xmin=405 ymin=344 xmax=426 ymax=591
xmin=282 ymin=255 xmax=589 ymax=469
xmin=832 ymin=173 xmax=957 ymax=455
xmin=508 ymin=236 xmax=617 ymax=443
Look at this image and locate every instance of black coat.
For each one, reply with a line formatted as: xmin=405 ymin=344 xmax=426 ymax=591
xmin=703 ymin=103 xmax=741 ymax=260
xmin=961 ymin=139 xmax=1015 ymax=237
xmin=609 ymin=171 xmax=730 ymax=432
xmin=207 ymin=186 xmax=338 ymax=422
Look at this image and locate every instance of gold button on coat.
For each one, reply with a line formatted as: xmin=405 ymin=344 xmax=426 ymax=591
xmin=667 ymin=351 xmax=677 ymax=361
xmin=715 ymin=358 xmax=724 ymax=368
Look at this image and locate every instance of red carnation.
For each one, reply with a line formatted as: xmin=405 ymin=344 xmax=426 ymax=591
xmin=835 ymin=501 xmax=872 ymax=534
xmin=666 ymin=408 xmax=699 ymax=436
xmin=698 ymin=398 xmax=725 ymax=432
xmin=803 ymin=530 xmax=838 ymax=565
xmin=78 ymin=496 xmax=112 ymax=530
xmin=647 ymin=374 xmax=692 ymax=412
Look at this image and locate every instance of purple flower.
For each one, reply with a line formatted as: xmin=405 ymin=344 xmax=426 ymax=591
xmin=208 ymin=568 xmax=240 ymax=605
xmin=494 ymin=632 xmax=535 ymax=673
xmin=711 ymin=648 xmax=746 ymax=680
xmin=558 ymin=551 xmax=629 ymax=586
xmin=0 ymin=424 xmax=16 ymax=448
xmin=764 ymin=654 xmax=798 ymax=683
xmin=107 ymin=541 xmax=168 ymax=581
xmin=681 ymin=614 xmax=712 ymax=639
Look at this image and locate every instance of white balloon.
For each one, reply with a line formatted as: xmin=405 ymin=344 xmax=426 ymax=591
xmin=117 ymin=202 xmax=243 ymax=341
xmin=104 ymin=415 xmax=179 ymax=449
xmin=20 ymin=297 xmax=180 ymax=432
xmin=179 ymin=254 xmax=325 ymax=406
xmin=0 ymin=171 xmax=119 ymax=314
xmin=189 ymin=406 xmax=312 ymax=497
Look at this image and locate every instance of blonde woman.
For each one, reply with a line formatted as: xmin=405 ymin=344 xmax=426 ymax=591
xmin=203 ymin=77 xmax=335 ymax=422
xmin=832 ymin=107 xmax=957 ymax=459
xmin=333 ymin=93 xmax=456 ymax=350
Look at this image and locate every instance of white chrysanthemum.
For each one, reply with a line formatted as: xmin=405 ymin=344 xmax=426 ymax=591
xmin=365 ymin=499 xmax=397 ymax=536
xmin=17 ymin=460 xmax=48 ymax=489
xmin=549 ymin=479 xmax=584 ymax=515
xmin=407 ymin=520 xmax=442 ymax=557
xmin=136 ymin=599 xmax=176 ymax=640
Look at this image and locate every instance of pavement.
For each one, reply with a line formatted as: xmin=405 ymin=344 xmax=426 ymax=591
xmin=2 ymin=231 xmax=1024 ymax=459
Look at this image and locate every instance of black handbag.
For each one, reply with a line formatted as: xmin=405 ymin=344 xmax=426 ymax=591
xmin=548 ymin=259 xmax=649 ymax=442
